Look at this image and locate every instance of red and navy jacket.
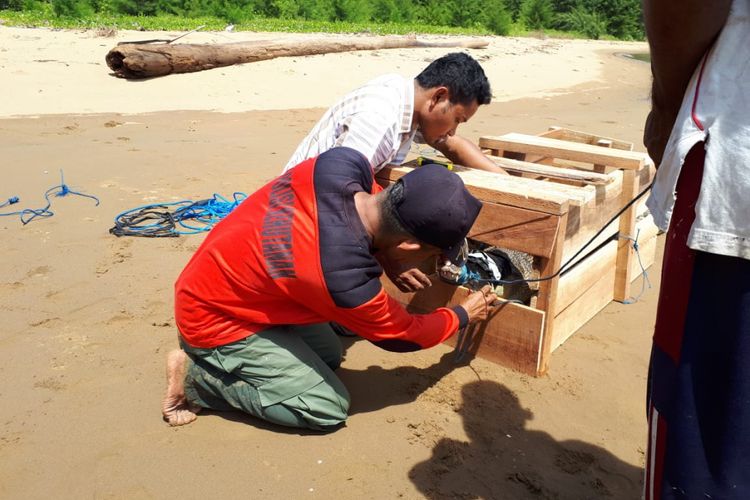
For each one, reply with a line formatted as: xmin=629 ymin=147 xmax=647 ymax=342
xmin=175 ymin=147 xmax=468 ymax=351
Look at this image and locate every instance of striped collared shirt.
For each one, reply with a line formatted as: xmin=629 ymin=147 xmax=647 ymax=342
xmin=283 ymin=74 xmax=422 ymax=173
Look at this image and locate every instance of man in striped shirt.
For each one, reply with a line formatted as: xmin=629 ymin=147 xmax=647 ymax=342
xmin=283 ymin=52 xmax=506 ymax=175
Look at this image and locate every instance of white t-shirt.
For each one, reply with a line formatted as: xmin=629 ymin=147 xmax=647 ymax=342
xmin=647 ymin=0 xmax=750 ymax=260
xmin=283 ymin=74 xmax=423 ymax=173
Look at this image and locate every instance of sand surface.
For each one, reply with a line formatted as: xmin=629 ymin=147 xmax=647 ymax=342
xmin=0 ymin=25 xmax=656 ymax=499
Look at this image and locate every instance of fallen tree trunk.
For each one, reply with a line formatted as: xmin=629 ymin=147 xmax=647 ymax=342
xmin=105 ymin=35 xmax=490 ymax=79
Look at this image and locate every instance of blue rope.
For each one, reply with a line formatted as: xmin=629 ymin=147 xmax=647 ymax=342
xmin=0 ymin=170 xmax=100 ymax=225
xmin=110 ymin=192 xmax=247 ymax=237
xmin=620 ymin=228 xmax=653 ymax=304
xmin=0 ymin=196 xmax=20 ymax=209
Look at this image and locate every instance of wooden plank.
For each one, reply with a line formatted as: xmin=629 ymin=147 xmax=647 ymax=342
xmin=382 ymin=278 xmax=546 ymax=376
xmin=469 ymin=201 xmax=561 ymax=258
xmin=402 ymin=159 xmax=598 ymax=206
xmin=417 ymin=150 xmax=611 ymax=185
xmin=552 ymin=260 xmax=616 ymax=351
xmin=534 ymin=210 xmax=568 ymax=375
xmin=377 ymin=165 xmax=570 ymax=216
xmin=614 ymin=170 xmax=639 ymax=302
xmin=541 ymin=126 xmax=634 ymax=151
xmin=554 ymin=239 xmax=618 ymax=316
xmin=479 ymin=133 xmax=647 ymax=170
xmin=593 ymin=139 xmax=612 ymax=174
xmin=561 ymin=169 xmax=624 ymax=263
xmin=485 ymin=155 xmax=613 ymax=185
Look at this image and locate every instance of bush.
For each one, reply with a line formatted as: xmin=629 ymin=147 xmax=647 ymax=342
xmin=587 ymin=0 xmax=643 ymax=39
xmin=298 ymin=0 xmax=335 ymax=20
xmin=451 ymin=0 xmax=483 ymax=28
xmin=270 ymin=0 xmax=299 ymax=18
xmin=520 ymin=0 xmax=552 ymax=30
xmin=503 ymin=0 xmax=522 ymax=21
xmin=556 ymin=6 xmax=606 ymax=39
xmin=0 ymin=0 xmax=25 ymax=9
xmin=484 ymin=0 xmax=511 ymax=35
xmin=334 ymin=0 xmax=372 ymax=22
xmin=53 ymin=0 xmax=94 ymax=17
xmin=371 ymin=0 xmax=398 ymax=22
xmin=416 ymin=0 xmax=452 ymax=26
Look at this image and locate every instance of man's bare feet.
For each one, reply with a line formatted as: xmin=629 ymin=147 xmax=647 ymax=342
xmin=162 ymin=349 xmax=201 ymax=426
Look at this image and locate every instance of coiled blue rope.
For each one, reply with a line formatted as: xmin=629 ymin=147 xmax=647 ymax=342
xmin=0 ymin=170 xmax=100 ymax=224
xmin=110 ymin=192 xmax=247 ymax=237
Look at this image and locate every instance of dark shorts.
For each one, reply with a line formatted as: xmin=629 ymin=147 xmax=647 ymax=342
xmin=646 ymin=143 xmax=750 ymax=499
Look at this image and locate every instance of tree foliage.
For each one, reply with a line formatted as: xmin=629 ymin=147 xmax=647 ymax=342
xmin=5 ymin=0 xmax=644 ymax=39
xmin=520 ymin=0 xmax=553 ymax=30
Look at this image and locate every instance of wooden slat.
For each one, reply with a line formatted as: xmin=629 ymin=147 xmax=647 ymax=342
xmin=479 ymin=133 xmax=647 ymax=170
xmin=470 ymin=201 xmax=562 ymax=259
xmin=377 ymin=165 xmax=571 ymax=215
xmin=534 ymin=210 xmax=568 ymax=375
xmin=593 ymin=139 xmax=612 ymax=173
xmin=382 ymin=278 xmax=546 ymax=376
xmin=407 ymin=158 xmax=600 ymax=206
xmin=552 ymin=258 xmax=616 ymax=351
xmin=540 ymin=126 xmax=634 ymax=151
xmin=485 ymin=155 xmax=613 ymax=185
xmin=555 ymin=238 xmax=618 ymax=316
xmin=561 ymin=169 xmax=624 ymax=263
xmin=613 ymin=170 xmax=639 ymax=302
xmin=416 ymin=151 xmax=611 ymax=185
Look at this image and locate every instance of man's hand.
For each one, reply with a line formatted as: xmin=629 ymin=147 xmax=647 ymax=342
xmin=459 ymin=284 xmax=499 ymax=323
xmin=389 ymin=267 xmax=433 ymax=293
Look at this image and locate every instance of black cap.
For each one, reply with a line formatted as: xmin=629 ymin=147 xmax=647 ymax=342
xmin=393 ymin=164 xmax=482 ymax=264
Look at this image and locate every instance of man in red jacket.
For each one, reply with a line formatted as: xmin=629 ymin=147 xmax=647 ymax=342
xmin=162 ymin=147 xmax=497 ymax=430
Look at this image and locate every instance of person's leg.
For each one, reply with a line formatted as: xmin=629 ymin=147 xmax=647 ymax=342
xmin=180 ymin=324 xmax=350 ymax=431
xmin=659 ymin=251 xmax=750 ymax=498
xmin=293 ymin=322 xmax=345 ymax=369
xmin=645 ymin=143 xmax=750 ymax=498
xmin=162 ymin=349 xmax=201 ymax=426
xmin=645 ymin=143 xmax=703 ymax=499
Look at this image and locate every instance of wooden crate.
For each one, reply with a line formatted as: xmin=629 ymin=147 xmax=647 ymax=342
xmin=376 ymin=127 xmax=657 ymax=376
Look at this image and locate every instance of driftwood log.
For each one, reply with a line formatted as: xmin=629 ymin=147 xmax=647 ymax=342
xmin=105 ymin=35 xmax=490 ymax=79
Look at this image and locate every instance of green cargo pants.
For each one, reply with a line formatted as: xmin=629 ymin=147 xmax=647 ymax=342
xmin=181 ymin=323 xmax=350 ymax=432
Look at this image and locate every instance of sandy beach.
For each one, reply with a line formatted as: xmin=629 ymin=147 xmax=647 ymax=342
xmin=0 ymin=25 xmax=655 ymax=499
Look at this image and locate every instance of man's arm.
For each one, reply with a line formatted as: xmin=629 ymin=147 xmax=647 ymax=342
xmin=436 ymin=135 xmax=509 ymax=174
xmin=643 ymin=0 xmax=732 ymax=164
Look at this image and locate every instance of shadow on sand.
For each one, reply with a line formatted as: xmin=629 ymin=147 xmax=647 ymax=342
xmin=408 ymin=380 xmax=643 ymax=499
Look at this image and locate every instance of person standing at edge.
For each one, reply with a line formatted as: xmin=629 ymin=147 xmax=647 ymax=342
xmin=642 ymin=0 xmax=750 ymax=498
xmin=162 ymin=147 xmax=498 ymax=431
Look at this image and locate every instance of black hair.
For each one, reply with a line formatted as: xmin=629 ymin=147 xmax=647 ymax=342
xmin=415 ymin=52 xmax=492 ymax=106
xmin=379 ymin=180 xmax=413 ymax=240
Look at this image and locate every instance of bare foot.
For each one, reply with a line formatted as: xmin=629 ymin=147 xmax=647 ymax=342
xmin=162 ymin=349 xmax=200 ymax=426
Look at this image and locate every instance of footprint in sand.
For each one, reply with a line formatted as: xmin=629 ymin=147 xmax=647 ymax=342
xmin=29 ymin=317 xmax=61 ymax=328
xmin=26 ymin=265 xmax=50 ymax=279
xmin=95 ymin=239 xmax=132 ymax=275
xmin=33 ymin=376 xmax=66 ymax=392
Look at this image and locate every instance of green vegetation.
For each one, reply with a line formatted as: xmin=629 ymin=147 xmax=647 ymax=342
xmin=0 ymin=0 xmax=644 ymax=39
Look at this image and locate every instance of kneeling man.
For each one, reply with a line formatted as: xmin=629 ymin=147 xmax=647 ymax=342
xmin=162 ymin=147 xmax=497 ymax=431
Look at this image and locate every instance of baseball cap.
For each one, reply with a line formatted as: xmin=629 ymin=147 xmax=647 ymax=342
xmin=393 ymin=163 xmax=482 ymax=265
